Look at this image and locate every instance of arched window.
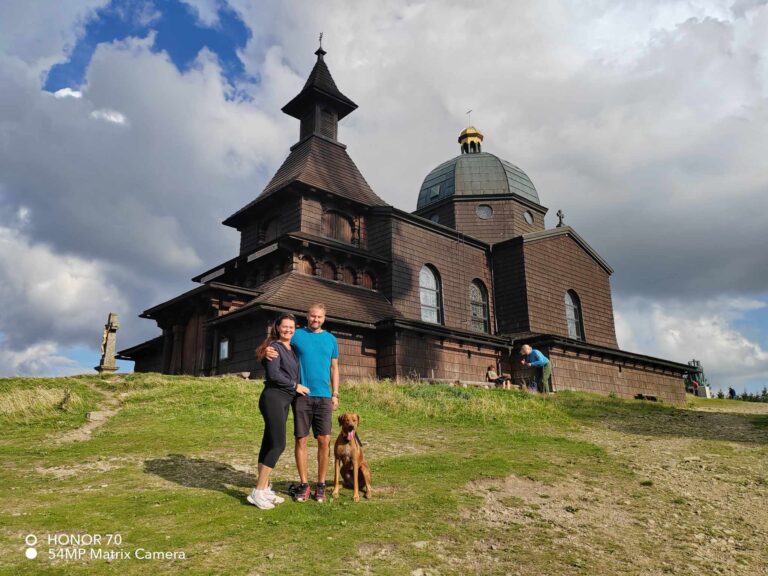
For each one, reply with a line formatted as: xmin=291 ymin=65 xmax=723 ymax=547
xmin=340 ymin=266 xmax=356 ymax=285
xmin=360 ymin=271 xmax=376 ymax=290
xmin=322 ymin=211 xmax=353 ymax=243
xmin=297 ymin=256 xmax=314 ymax=275
xmin=565 ymin=290 xmax=585 ymax=341
xmin=419 ymin=265 xmax=442 ymax=324
xmin=469 ymin=280 xmax=489 ymax=333
xmin=319 ymin=261 xmax=336 ymax=280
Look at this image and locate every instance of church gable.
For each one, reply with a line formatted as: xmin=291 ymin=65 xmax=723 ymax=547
xmin=521 ymin=228 xmax=618 ymax=348
xmin=522 ymin=226 xmax=613 ymax=274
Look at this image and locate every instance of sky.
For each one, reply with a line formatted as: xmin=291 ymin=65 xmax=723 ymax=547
xmin=0 ymin=0 xmax=766 ymax=393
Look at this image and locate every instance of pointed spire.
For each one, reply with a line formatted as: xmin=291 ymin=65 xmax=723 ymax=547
xmin=281 ymin=44 xmax=357 ymax=134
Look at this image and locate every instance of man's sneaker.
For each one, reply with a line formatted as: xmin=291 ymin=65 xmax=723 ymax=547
xmin=266 ymin=484 xmax=285 ymax=504
xmin=314 ymin=483 xmax=326 ymax=503
xmin=247 ymin=489 xmax=275 ymax=510
xmin=293 ymin=483 xmax=311 ymax=502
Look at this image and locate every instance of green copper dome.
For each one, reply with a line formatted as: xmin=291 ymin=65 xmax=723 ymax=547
xmin=417 ymin=150 xmax=540 ymax=211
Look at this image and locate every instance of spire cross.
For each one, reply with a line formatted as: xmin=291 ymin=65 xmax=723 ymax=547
xmin=319 ymin=32 xmax=323 ymax=50
xmin=466 ymin=109 xmax=472 ymax=126
xmin=556 ymin=209 xmax=565 ymax=227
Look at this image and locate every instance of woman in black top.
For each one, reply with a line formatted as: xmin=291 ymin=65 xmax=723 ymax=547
xmin=248 ymin=314 xmax=309 ymax=509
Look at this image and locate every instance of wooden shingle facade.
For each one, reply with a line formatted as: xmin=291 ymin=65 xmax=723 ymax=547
xmin=119 ymin=48 xmax=692 ymax=402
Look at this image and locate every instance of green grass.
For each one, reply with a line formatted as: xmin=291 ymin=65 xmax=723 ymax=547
xmin=0 ymin=374 xmax=766 ymax=575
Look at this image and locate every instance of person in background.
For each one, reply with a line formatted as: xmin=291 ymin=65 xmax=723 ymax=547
xmin=486 ymin=365 xmax=512 ymax=389
xmin=249 ymin=314 xmax=309 ymax=509
xmin=520 ymin=344 xmax=552 ymax=394
xmin=691 ymin=380 xmax=700 ymax=396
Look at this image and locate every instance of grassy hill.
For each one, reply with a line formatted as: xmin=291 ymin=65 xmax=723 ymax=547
xmin=1 ymin=374 xmax=767 ymax=575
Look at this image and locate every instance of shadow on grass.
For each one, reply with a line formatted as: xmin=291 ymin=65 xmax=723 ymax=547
xmin=144 ymin=454 xmax=262 ymax=504
xmin=556 ymin=393 xmax=768 ymax=445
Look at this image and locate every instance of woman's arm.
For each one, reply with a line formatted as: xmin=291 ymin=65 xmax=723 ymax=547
xmin=263 ymin=349 xmax=297 ymax=391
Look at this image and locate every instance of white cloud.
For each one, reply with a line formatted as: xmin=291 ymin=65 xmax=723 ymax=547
xmin=615 ymin=296 xmax=768 ymax=391
xmin=53 ymin=87 xmax=83 ymax=99
xmin=0 ymin=0 xmax=109 ymax=74
xmin=179 ymin=0 xmax=222 ymax=27
xmin=0 ymin=224 xmax=128 ymax=350
xmin=0 ymin=28 xmax=296 ymax=370
xmin=90 ymin=108 xmax=128 ymax=125
xmin=0 ymin=339 xmax=87 ymax=376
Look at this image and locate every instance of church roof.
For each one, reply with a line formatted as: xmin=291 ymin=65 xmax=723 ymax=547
xmin=521 ymin=226 xmax=613 ymax=274
xmin=282 ymin=48 xmax=357 ymax=120
xmin=223 ymin=136 xmax=387 ymax=226
xmin=417 ymin=152 xmax=539 ymax=210
xmin=210 ymin=271 xmax=399 ymax=327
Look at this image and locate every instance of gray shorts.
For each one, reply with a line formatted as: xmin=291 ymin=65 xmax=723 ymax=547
xmin=292 ymin=396 xmax=333 ymax=438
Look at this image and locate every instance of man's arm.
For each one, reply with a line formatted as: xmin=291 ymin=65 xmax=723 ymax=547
xmin=527 ymin=350 xmax=547 ymax=367
xmin=263 ymin=345 xmax=278 ymax=361
xmin=330 ymin=358 xmax=340 ymax=410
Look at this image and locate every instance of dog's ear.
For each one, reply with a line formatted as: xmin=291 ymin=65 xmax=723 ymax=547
xmin=354 ymin=413 xmax=360 ymax=425
xmin=338 ymin=414 xmax=344 ymax=426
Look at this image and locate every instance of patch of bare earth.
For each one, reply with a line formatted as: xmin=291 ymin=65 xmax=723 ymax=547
xmin=444 ymin=403 xmax=768 ymax=575
xmin=35 ymin=456 xmax=139 ymax=479
xmin=52 ymin=379 xmax=128 ymax=443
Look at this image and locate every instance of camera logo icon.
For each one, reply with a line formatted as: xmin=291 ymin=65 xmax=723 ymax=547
xmin=25 ymin=534 xmax=38 ymax=560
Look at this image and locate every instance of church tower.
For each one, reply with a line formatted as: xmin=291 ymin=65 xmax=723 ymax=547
xmin=281 ymin=46 xmax=357 ymax=144
xmin=216 ymin=46 xmax=388 ymax=292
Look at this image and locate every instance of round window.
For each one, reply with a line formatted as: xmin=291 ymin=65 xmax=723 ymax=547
xmin=430 ymin=214 xmax=440 ymax=224
xmin=476 ymin=204 xmax=493 ymax=220
xmin=523 ymin=210 xmax=534 ymax=225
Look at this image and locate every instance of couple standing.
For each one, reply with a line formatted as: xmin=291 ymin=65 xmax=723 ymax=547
xmin=248 ymin=303 xmax=340 ymax=509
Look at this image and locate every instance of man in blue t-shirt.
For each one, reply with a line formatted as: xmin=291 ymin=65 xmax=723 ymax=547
xmin=521 ymin=344 xmax=552 ymax=393
xmin=265 ymin=303 xmax=339 ymax=502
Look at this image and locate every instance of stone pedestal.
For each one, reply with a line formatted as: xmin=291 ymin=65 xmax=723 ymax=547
xmin=95 ymin=313 xmax=120 ymax=374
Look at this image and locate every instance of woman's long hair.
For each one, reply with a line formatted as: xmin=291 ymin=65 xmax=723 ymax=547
xmin=255 ymin=313 xmax=297 ymax=360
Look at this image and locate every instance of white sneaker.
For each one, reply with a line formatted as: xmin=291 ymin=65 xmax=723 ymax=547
xmin=266 ymin=485 xmax=285 ymax=504
xmin=247 ymin=489 xmax=275 ymax=509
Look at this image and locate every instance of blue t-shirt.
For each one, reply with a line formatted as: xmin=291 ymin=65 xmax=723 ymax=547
xmin=291 ymin=328 xmax=339 ymax=397
xmin=526 ymin=349 xmax=550 ymax=367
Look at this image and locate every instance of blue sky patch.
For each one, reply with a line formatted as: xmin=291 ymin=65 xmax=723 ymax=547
xmin=44 ymin=0 xmax=251 ymax=92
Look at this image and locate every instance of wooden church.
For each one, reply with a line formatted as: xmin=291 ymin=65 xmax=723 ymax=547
xmin=119 ymin=47 xmax=692 ymax=402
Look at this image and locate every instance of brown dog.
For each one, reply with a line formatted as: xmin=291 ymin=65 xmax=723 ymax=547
xmin=332 ymin=412 xmax=372 ymax=502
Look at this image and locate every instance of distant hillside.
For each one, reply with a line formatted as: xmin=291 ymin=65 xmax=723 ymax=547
xmin=1 ymin=374 xmax=767 ymax=575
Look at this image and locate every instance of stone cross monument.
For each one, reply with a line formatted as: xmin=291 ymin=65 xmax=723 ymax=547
xmin=95 ymin=313 xmax=120 ymax=374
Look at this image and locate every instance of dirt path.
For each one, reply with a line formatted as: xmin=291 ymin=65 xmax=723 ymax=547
xmin=53 ymin=378 xmax=127 ymax=444
xmin=457 ymin=403 xmax=768 ymax=575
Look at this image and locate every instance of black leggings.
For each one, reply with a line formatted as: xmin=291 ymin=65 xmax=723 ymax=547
xmin=258 ymin=387 xmax=293 ymax=468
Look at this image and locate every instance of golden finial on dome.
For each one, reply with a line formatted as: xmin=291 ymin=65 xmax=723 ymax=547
xmin=458 ymin=126 xmax=483 ymax=154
